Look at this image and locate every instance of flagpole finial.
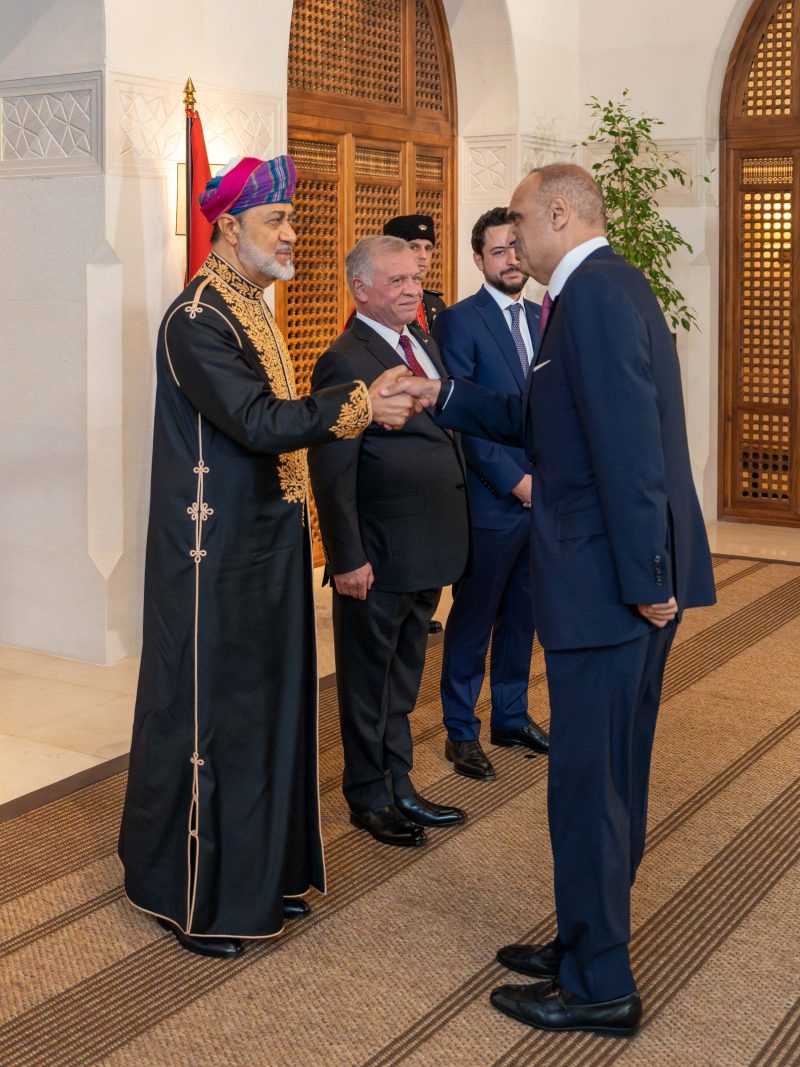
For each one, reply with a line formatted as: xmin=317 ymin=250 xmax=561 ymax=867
xmin=183 ymin=77 xmax=196 ymax=111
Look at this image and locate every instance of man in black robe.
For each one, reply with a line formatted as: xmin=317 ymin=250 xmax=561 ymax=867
xmin=119 ymin=155 xmax=418 ymax=959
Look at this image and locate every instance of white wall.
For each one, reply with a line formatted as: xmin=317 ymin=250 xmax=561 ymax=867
xmin=0 ymin=1 xmax=108 ymax=660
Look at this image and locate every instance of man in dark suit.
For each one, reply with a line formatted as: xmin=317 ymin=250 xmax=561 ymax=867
xmin=436 ymin=207 xmax=549 ymax=782
xmin=308 ymin=235 xmax=469 ymax=848
xmin=390 ymin=165 xmax=716 ymax=1035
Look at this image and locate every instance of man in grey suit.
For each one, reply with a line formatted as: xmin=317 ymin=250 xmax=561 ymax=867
xmin=308 ymin=235 xmax=470 ymax=848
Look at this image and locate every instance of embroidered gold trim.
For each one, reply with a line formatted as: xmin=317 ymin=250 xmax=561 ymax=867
xmin=199 ymin=252 xmax=309 ymax=510
xmin=330 ymin=380 xmax=372 ymax=440
xmin=185 ymin=413 xmax=211 ymax=933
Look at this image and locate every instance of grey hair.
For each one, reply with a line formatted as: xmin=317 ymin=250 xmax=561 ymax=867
xmin=530 ymin=163 xmax=606 ymax=227
xmin=346 ymin=235 xmax=410 ymax=294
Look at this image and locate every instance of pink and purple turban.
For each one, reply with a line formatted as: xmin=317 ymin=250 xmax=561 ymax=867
xmin=199 ymin=155 xmax=297 ymax=224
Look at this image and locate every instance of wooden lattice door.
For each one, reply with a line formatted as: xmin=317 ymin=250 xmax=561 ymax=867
xmin=278 ymin=0 xmax=457 ymax=560
xmin=720 ymin=0 xmax=800 ymax=524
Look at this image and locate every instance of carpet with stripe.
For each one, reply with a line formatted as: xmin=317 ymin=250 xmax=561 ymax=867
xmin=0 ymin=555 xmax=798 ymax=1066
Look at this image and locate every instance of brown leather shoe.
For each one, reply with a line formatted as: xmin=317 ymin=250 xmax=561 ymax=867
xmin=445 ymin=738 xmax=496 ymax=780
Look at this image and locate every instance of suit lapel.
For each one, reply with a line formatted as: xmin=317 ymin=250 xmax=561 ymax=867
xmin=408 ymin=322 xmax=448 ymax=379
xmin=472 ymin=288 xmax=526 ymax=389
xmin=351 ymin=316 xmax=406 ymax=372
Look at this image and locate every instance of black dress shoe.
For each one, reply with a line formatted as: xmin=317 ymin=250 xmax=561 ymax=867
xmin=428 ymin=619 xmax=443 ymax=634
xmin=349 ymin=804 xmax=427 ymax=847
xmin=157 ymin=917 xmax=243 ymax=959
xmin=490 ymin=720 xmax=549 ymax=754
xmin=395 ymin=792 xmax=467 ymax=827
xmin=445 ymin=738 xmax=496 ymax=780
xmin=283 ymin=897 xmax=311 ymax=919
xmin=496 ymin=940 xmax=562 ymax=979
xmin=490 ymin=980 xmax=641 ymax=1037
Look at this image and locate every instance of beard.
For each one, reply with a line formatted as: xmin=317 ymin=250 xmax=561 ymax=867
xmin=484 ymin=267 xmax=527 ymax=296
xmin=239 ymin=232 xmax=295 ymax=282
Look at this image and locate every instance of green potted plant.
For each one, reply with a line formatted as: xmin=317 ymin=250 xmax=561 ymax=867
xmin=577 ymin=90 xmax=702 ymax=333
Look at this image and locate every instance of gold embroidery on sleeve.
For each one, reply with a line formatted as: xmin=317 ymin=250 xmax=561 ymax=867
xmin=330 ymin=380 xmax=372 ymax=440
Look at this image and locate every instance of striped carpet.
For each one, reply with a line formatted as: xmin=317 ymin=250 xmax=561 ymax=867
xmin=0 ymin=555 xmax=798 ymax=1066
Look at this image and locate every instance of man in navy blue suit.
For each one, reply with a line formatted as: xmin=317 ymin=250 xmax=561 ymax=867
xmin=388 ymin=164 xmax=716 ymax=1036
xmin=436 ymin=207 xmax=549 ymax=782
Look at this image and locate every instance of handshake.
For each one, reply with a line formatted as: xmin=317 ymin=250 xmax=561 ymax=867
xmin=367 ymin=366 xmax=444 ymax=430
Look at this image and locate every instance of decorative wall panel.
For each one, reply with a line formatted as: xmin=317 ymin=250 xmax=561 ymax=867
xmin=108 ymin=74 xmax=281 ymax=177
xmin=464 ymin=137 xmax=512 ymax=199
xmin=0 ymin=73 xmax=102 ymax=177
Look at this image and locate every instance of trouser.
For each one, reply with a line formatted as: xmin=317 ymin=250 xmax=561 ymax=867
xmin=544 ymin=620 xmax=677 ymax=1002
xmin=441 ymin=519 xmax=534 ymax=740
xmin=332 ymin=585 xmax=441 ymax=811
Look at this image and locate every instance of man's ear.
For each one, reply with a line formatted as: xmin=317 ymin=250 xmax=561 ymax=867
xmin=352 ymin=277 xmax=367 ymax=303
xmin=216 ymin=213 xmax=240 ymax=245
xmin=550 ymin=196 xmax=570 ymax=232
xmin=472 ymin=251 xmax=485 ymax=274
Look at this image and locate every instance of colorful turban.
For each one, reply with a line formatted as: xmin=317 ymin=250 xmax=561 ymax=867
xmin=199 ymin=155 xmax=297 ymax=224
xmin=383 ymin=214 xmax=436 ymax=245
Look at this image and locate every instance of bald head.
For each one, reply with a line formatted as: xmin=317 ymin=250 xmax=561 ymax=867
xmin=508 ymin=163 xmax=607 ymax=285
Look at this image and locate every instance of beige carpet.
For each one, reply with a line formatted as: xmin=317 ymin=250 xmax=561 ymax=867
xmin=0 ymin=555 xmax=799 ymax=1066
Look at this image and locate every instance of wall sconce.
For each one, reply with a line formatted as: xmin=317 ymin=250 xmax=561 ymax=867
xmin=176 ymin=161 xmax=223 ymax=235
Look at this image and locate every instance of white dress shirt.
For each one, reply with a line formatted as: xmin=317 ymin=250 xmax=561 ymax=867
xmin=546 ymin=236 xmax=610 ymax=299
xmin=483 ymin=282 xmax=534 ymax=364
xmin=355 ymin=312 xmax=440 ymax=379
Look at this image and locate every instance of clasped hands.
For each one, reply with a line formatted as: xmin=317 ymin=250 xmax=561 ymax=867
xmin=367 ymin=367 xmax=442 ymax=430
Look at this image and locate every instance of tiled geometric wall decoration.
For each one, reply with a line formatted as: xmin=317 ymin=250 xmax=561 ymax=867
xmin=108 ymin=73 xmax=282 ymax=177
xmin=0 ymin=73 xmax=103 ymax=177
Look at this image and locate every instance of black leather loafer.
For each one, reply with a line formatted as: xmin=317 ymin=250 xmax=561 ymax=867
xmin=283 ymin=897 xmax=311 ymax=919
xmin=395 ymin=792 xmax=467 ymax=827
xmin=496 ymin=940 xmax=562 ymax=979
xmin=429 ymin=619 xmax=444 ymax=634
xmin=445 ymin=738 xmax=496 ymax=780
xmin=490 ymin=720 xmax=549 ymax=754
xmin=349 ymin=804 xmax=427 ymax=847
xmin=157 ymin=917 xmax=243 ymax=959
xmin=490 ymin=980 xmax=641 ymax=1037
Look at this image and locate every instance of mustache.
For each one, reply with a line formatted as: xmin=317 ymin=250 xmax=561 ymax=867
xmin=276 ymin=243 xmax=294 ymax=254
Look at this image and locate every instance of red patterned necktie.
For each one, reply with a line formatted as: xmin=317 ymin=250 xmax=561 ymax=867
xmin=539 ymin=291 xmax=554 ymax=336
xmin=398 ymin=334 xmax=428 ymax=378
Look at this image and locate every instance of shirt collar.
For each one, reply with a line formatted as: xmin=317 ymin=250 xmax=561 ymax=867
xmin=483 ymin=281 xmax=524 ymax=313
xmin=355 ymin=312 xmax=418 ymax=351
xmin=547 ymin=236 xmax=609 ymax=298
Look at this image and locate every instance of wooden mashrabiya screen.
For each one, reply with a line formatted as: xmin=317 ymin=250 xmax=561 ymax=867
xmin=279 ymin=0 xmax=457 ymax=559
xmin=721 ymin=0 xmax=799 ymax=525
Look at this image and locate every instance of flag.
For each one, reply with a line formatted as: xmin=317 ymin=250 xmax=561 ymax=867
xmin=184 ymin=82 xmax=213 ymax=282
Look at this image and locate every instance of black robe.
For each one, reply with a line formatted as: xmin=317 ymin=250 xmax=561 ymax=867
xmin=119 ymin=251 xmax=371 ymax=939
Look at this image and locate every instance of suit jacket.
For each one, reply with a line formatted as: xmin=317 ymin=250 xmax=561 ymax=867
xmin=435 ymin=287 xmax=539 ymax=528
xmin=438 ymin=246 xmax=716 ymax=650
xmin=309 ymin=317 xmax=469 ymax=594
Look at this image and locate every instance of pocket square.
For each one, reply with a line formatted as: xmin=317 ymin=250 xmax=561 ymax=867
xmin=533 ymin=359 xmax=551 ymax=373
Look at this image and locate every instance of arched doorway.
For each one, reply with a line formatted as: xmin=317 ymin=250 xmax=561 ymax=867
xmin=277 ymin=0 xmax=457 ymax=397
xmin=720 ymin=0 xmax=799 ymax=526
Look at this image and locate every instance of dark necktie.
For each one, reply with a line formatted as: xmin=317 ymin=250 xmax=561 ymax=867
xmin=398 ymin=334 xmax=428 ymax=378
xmin=539 ymin=291 xmax=554 ymax=336
xmin=507 ymin=302 xmax=530 ymax=378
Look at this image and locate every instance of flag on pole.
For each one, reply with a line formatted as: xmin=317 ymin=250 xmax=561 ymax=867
xmin=184 ymin=78 xmax=212 ymax=282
